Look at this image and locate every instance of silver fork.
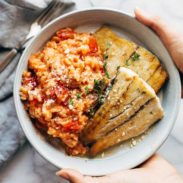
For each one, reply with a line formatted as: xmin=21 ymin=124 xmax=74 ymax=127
xmin=0 ymin=0 xmax=73 ymax=73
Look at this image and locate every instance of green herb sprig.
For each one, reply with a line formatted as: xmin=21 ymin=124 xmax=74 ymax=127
xmin=76 ymin=93 xmax=81 ymax=99
xmin=103 ymin=62 xmax=110 ymax=79
xmin=68 ymin=98 xmax=74 ymax=106
xmin=85 ymin=86 xmax=89 ymax=94
xmin=131 ymin=52 xmax=140 ymax=61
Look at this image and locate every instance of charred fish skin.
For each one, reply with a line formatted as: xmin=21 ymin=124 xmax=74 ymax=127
xmin=90 ymin=97 xmax=164 ymax=157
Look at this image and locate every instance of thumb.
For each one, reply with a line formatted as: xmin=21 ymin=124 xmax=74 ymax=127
xmin=56 ymin=169 xmax=85 ymax=183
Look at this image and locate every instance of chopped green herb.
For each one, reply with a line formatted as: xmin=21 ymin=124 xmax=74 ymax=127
xmin=106 ymin=41 xmax=111 ymax=49
xmin=93 ymin=78 xmax=107 ymax=105
xmin=103 ymin=53 xmax=108 ymax=60
xmin=125 ymin=60 xmax=130 ymax=66
xmin=107 ymin=84 xmax=113 ymax=91
xmin=85 ymin=86 xmax=89 ymax=94
xmin=94 ymin=79 xmax=105 ymax=94
xmin=116 ymin=66 xmax=121 ymax=74
xmin=76 ymin=93 xmax=81 ymax=99
xmin=98 ymin=94 xmax=105 ymax=104
xmin=89 ymin=107 xmax=95 ymax=116
xmin=103 ymin=62 xmax=110 ymax=79
xmin=68 ymin=98 xmax=74 ymax=106
xmin=94 ymin=79 xmax=100 ymax=86
xmin=131 ymin=53 xmax=140 ymax=61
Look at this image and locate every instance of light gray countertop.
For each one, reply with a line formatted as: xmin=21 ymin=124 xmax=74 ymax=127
xmin=0 ymin=0 xmax=183 ymax=182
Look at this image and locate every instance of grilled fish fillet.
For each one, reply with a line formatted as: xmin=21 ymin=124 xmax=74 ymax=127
xmin=90 ymin=97 xmax=164 ymax=157
xmin=125 ymin=47 xmax=160 ymax=81
xmin=82 ymin=67 xmax=134 ymax=144
xmin=82 ymin=68 xmax=163 ymax=145
xmin=94 ymin=26 xmax=137 ymax=78
xmin=94 ymin=26 xmax=168 ymax=92
xmin=147 ymin=66 xmax=168 ymax=93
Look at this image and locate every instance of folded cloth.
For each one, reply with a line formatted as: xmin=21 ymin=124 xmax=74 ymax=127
xmin=0 ymin=0 xmax=74 ymax=167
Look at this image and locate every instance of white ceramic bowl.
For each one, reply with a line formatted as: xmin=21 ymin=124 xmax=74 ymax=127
xmin=14 ymin=8 xmax=181 ymax=176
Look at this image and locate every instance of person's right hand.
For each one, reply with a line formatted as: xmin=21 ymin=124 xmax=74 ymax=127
xmin=57 ymin=154 xmax=183 ymax=183
xmin=135 ymin=8 xmax=183 ymax=73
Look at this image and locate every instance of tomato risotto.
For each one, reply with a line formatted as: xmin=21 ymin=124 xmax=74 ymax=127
xmin=20 ymin=28 xmax=108 ymax=156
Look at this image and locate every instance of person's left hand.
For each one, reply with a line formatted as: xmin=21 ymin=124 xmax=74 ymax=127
xmin=56 ymin=154 xmax=183 ymax=183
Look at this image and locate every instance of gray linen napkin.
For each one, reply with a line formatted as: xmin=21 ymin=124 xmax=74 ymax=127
xmin=0 ymin=0 xmax=74 ymax=167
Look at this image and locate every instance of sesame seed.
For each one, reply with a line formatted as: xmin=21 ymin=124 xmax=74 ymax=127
xmin=69 ymin=105 xmax=74 ymax=110
xmin=132 ymin=140 xmax=136 ymax=146
xmin=122 ymin=132 xmax=125 ymax=136
xmin=101 ymin=152 xmax=105 ymax=158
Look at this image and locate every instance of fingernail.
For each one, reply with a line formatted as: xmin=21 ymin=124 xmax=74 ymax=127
xmin=56 ymin=171 xmax=70 ymax=180
xmin=135 ymin=6 xmax=145 ymax=14
xmin=56 ymin=171 xmax=60 ymax=176
xmin=135 ymin=6 xmax=141 ymax=11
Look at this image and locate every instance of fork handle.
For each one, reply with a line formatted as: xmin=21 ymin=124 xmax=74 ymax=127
xmin=0 ymin=48 xmax=18 ymax=73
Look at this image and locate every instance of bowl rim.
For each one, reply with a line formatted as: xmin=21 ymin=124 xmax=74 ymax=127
xmin=14 ymin=7 xmax=181 ymax=176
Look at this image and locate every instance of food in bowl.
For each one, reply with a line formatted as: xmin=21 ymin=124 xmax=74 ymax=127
xmin=94 ymin=27 xmax=168 ymax=93
xmin=20 ymin=26 xmax=167 ymax=157
xmin=83 ymin=67 xmax=164 ymax=156
xmin=20 ymin=27 xmax=109 ymax=156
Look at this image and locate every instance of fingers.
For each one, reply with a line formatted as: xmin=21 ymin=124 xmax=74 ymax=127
xmin=56 ymin=169 xmax=118 ymax=183
xmin=134 ymin=7 xmax=183 ymax=72
xmin=141 ymin=154 xmax=177 ymax=173
xmin=134 ymin=7 xmax=177 ymax=45
xmin=56 ymin=169 xmax=106 ymax=183
xmin=134 ymin=7 xmax=167 ymax=37
xmin=134 ymin=7 xmax=154 ymax=27
xmin=56 ymin=169 xmax=86 ymax=183
xmin=141 ymin=154 xmax=165 ymax=168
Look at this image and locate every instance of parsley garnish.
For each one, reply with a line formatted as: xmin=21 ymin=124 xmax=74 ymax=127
xmin=89 ymin=107 xmax=95 ymax=116
xmin=116 ymin=66 xmax=121 ymax=73
xmin=106 ymin=41 xmax=111 ymax=49
xmin=107 ymin=84 xmax=112 ymax=91
xmin=103 ymin=41 xmax=111 ymax=60
xmin=103 ymin=53 xmax=108 ymax=60
xmin=125 ymin=60 xmax=130 ymax=66
xmin=103 ymin=62 xmax=110 ymax=79
xmin=94 ymin=79 xmax=105 ymax=93
xmin=98 ymin=94 xmax=105 ymax=104
xmin=93 ymin=78 xmax=106 ymax=105
xmin=68 ymin=98 xmax=74 ymax=106
xmin=94 ymin=79 xmax=100 ymax=86
xmin=131 ymin=53 xmax=140 ymax=61
xmin=85 ymin=86 xmax=89 ymax=94
xmin=76 ymin=93 xmax=81 ymax=99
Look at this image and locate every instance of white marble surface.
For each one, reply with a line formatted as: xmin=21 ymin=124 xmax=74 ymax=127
xmin=1 ymin=0 xmax=183 ymax=182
